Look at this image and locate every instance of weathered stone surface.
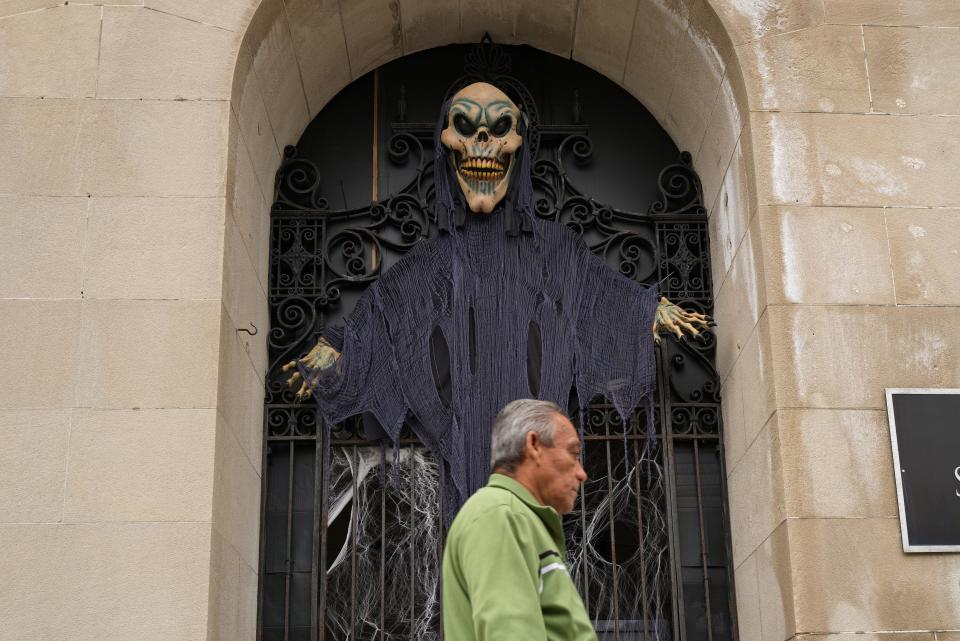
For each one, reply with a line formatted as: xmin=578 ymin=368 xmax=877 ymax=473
xmin=714 ymin=217 xmax=767 ymax=379
xmin=722 ymin=313 xmax=776 ymax=471
xmin=0 ymin=522 xmax=210 ymax=641
xmin=0 ymin=196 xmax=86 ymax=298
xmin=756 ymin=522 xmax=795 ymax=641
xmin=776 ymin=409 xmax=898 ymax=519
xmin=573 ymin=0 xmax=640 ymax=82
xmin=751 ymin=112 xmax=960 ymax=208
xmin=699 ymin=77 xmax=743 ymax=213
xmin=211 ymin=413 xmax=261 ymax=568
xmin=461 ymin=0 xmax=577 ymax=57
xmin=0 ymin=0 xmax=64 ymax=18
xmin=0 ymin=410 xmax=69 ymax=523
xmin=207 ymin=528 xmax=242 ymax=641
xmin=663 ymin=2 xmax=726 ymax=156
xmin=230 ymin=46 xmax=281 ymax=207
xmin=865 ymin=26 xmax=960 ymax=115
xmin=708 ymin=130 xmax=754 ymax=285
xmin=796 ymin=634 xmax=935 ymax=641
xmin=886 ymin=208 xmax=960 ymax=305
xmin=823 ymin=0 xmax=960 ymax=26
xmin=734 ymin=552 xmax=762 ymax=641
xmin=738 ymin=24 xmax=869 ymax=113
xmin=710 ymin=0 xmax=824 ymax=44
xmin=0 ymin=97 xmax=83 ymax=195
xmin=0 ymin=300 xmax=80 ymax=409
xmin=0 ymin=4 xmax=99 ymax=98
xmin=83 ymin=197 xmax=226 ymax=300
xmin=243 ymin=0 xmax=310 ymax=147
xmin=221 ymin=218 xmax=269 ymax=375
xmin=768 ymin=304 xmax=960 ymax=409
xmin=227 ymin=110 xmax=272 ymax=286
xmin=97 ymin=6 xmax=239 ymax=100
xmin=238 ymin=556 xmax=259 ymax=641
xmin=216 ymin=307 xmax=265 ymax=476
xmin=79 ymin=99 xmax=229 ymax=197
xmin=728 ymin=414 xmax=785 ymax=566
xmin=759 ymin=206 xmax=894 ymax=305
xmin=285 ymin=0 xmax=352 ymax=116
xmin=62 ymin=408 xmax=216 ymax=522
xmin=75 ymin=299 xmax=221 ymax=409
xmin=789 ymin=518 xmax=960 ymax=632
xmin=147 ymin=0 xmax=257 ymax=32
xmin=621 ymin=0 xmax=687 ymax=119
xmin=340 ymin=0 xmax=402 ymax=78
xmin=398 ymin=0 xmax=460 ymax=54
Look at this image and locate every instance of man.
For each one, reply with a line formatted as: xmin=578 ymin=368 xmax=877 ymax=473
xmin=442 ymin=399 xmax=597 ymax=641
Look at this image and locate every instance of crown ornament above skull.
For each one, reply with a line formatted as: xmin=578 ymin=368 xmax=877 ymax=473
xmin=440 ymin=82 xmax=524 ymax=214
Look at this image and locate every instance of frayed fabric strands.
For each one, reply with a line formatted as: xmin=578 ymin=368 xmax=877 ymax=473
xmin=299 ymin=103 xmax=659 ymax=526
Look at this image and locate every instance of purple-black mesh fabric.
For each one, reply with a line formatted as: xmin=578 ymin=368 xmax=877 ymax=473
xmin=299 ymin=104 xmax=659 ymax=524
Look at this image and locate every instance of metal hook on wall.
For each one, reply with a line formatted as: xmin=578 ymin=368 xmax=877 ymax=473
xmin=237 ymin=322 xmax=258 ymax=336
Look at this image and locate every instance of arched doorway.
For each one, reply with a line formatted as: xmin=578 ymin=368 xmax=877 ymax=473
xmin=258 ymin=39 xmax=733 ymax=641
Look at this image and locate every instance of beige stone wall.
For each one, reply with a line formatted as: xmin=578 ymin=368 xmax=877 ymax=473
xmin=1 ymin=1 xmax=958 ymax=640
xmin=725 ymin=2 xmax=960 ymax=640
xmin=0 ymin=2 xmax=258 ymax=640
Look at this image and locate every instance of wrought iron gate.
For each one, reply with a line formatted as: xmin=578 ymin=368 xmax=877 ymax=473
xmin=259 ymin=39 xmax=735 ymax=641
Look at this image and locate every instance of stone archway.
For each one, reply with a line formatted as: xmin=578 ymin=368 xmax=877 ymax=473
xmin=214 ymin=1 xmax=766 ymax=639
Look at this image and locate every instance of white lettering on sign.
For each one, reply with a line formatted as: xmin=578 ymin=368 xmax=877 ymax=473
xmin=955 ymin=466 xmax=960 ymax=497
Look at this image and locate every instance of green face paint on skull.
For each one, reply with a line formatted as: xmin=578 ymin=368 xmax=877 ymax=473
xmin=440 ymin=82 xmax=523 ymax=214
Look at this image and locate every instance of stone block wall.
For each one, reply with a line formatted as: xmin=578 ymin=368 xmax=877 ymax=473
xmin=723 ymin=3 xmax=960 ymax=641
xmin=0 ymin=1 xmax=958 ymax=640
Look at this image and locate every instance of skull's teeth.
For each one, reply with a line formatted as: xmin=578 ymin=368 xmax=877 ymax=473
xmin=461 ymin=169 xmax=505 ymax=181
xmin=461 ymin=157 xmax=505 ymax=173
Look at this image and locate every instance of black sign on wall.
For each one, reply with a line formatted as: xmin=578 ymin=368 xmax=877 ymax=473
xmin=885 ymin=389 xmax=960 ymax=552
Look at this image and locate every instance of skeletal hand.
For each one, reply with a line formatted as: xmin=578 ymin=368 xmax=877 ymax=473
xmin=282 ymin=337 xmax=341 ymax=401
xmin=652 ymin=296 xmax=714 ymax=344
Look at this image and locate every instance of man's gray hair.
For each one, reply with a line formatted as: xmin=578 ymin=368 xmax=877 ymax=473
xmin=490 ymin=399 xmax=565 ymax=472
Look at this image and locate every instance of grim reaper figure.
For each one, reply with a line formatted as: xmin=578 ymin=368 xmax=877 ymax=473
xmin=284 ymin=82 xmax=710 ymax=521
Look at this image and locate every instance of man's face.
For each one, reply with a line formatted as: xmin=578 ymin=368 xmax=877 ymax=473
xmin=533 ymin=414 xmax=588 ymax=515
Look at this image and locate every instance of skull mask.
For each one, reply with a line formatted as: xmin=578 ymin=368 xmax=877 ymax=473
xmin=440 ymin=82 xmax=523 ymax=214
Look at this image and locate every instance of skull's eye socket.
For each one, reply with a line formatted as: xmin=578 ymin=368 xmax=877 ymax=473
xmin=453 ymin=113 xmax=476 ymax=137
xmin=491 ymin=115 xmax=513 ymax=137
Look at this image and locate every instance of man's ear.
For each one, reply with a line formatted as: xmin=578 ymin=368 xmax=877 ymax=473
xmin=524 ymin=430 xmax=541 ymax=464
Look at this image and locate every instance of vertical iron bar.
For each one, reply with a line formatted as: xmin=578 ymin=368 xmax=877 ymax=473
xmin=437 ymin=452 xmax=445 ymax=641
xmin=284 ymin=441 xmax=295 ymax=641
xmin=409 ymin=448 xmax=416 ymax=640
xmin=371 ymin=68 xmax=380 ymax=202
xmin=350 ymin=445 xmax=359 ymax=641
xmin=579 ymin=430 xmax=590 ymax=617
xmin=716 ymin=438 xmax=740 ymax=641
xmin=693 ymin=441 xmax=715 ymax=641
xmin=631 ymin=437 xmax=651 ymax=641
xmin=311 ymin=429 xmax=322 ymax=641
xmin=256 ymin=409 xmax=271 ymax=641
xmin=380 ymin=446 xmax=386 ymax=641
xmin=317 ymin=418 xmax=331 ymax=641
xmin=658 ymin=347 xmax=685 ymax=641
xmin=604 ymin=421 xmax=622 ymax=641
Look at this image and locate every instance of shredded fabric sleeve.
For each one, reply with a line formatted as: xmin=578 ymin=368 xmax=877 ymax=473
xmin=566 ymin=230 xmax=659 ymax=424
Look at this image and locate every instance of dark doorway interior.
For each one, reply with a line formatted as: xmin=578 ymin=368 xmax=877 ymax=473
xmin=260 ymin=39 xmax=734 ymax=641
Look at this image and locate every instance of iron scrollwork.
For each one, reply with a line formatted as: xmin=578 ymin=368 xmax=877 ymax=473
xmin=267 ymin=91 xmax=719 ymax=433
xmin=260 ymin=36 xmax=730 ymax=641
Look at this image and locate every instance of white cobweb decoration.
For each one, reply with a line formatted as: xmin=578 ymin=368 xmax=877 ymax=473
xmin=321 ymin=434 xmax=670 ymax=641
xmin=566 ymin=436 xmax=671 ymax=641
xmin=323 ymin=446 xmax=442 ymax=641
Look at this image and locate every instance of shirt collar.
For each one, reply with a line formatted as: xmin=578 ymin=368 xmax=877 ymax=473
xmin=486 ymin=473 xmax=566 ymax=552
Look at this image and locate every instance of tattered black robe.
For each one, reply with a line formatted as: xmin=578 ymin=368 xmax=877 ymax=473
xmin=299 ymin=207 xmax=658 ymax=520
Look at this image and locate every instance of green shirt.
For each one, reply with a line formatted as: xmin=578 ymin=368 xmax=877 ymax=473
xmin=442 ymin=474 xmax=597 ymax=641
